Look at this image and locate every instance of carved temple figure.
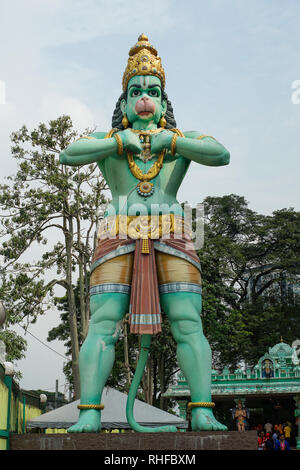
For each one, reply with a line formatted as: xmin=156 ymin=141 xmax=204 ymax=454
xmin=59 ymin=34 xmax=230 ymax=433
xmin=262 ymin=359 xmax=274 ymax=378
xmin=233 ymin=401 xmax=248 ymax=432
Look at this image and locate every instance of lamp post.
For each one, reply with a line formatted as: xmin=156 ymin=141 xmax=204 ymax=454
xmin=4 ymin=361 xmax=14 ymax=450
xmin=0 ymin=303 xmax=7 ymax=363
xmin=40 ymin=394 xmax=47 ymax=414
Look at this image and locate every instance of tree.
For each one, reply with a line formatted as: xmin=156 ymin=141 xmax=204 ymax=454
xmin=202 ymin=195 xmax=300 ymax=306
xmin=0 ymin=330 xmax=27 ymax=362
xmin=0 ymin=116 xmax=107 ymax=397
xmin=199 ymin=194 xmax=300 ymax=368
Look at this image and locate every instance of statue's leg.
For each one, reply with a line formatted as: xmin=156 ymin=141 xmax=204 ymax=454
xmin=67 ymin=292 xmax=130 ymax=433
xmin=160 ymin=291 xmax=227 ymax=431
xmin=68 ymin=252 xmax=133 ymax=433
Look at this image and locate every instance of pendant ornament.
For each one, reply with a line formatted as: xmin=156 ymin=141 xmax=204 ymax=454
xmin=137 ymin=181 xmax=154 ymax=197
xmin=127 ymin=147 xmax=165 ymax=198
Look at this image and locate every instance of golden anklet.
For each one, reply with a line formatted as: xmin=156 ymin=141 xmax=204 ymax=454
xmin=77 ymin=404 xmax=104 ymax=410
xmin=187 ymin=402 xmax=215 ymax=409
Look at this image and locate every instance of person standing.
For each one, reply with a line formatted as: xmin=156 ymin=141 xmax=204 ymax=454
xmin=258 ymin=431 xmax=267 ymax=450
xmin=283 ymin=422 xmax=292 ymax=445
xmin=274 ymin=433 xmax=291 ymax=451
xmin=264 ymin=421 xmax=273 ymax=435
xmin=272 ymin=430 xmax=279 ymax=445
xmin=265 ymin=432 xmax=274 ymax=450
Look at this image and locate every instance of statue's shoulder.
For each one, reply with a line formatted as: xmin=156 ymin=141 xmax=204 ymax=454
xmin=89 ymin=132 xmax=107 ymax=139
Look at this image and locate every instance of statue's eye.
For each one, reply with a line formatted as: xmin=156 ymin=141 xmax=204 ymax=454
xmin=149 ymin=89 xmax=159 ymax=97
xmin=131 ymin=89 xmax=141 ymax=97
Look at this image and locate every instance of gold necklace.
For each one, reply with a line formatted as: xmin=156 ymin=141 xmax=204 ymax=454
xmin=127 ymin=149 xmax=165 ymax=197
xmin=104 ymin=128 xmax=184 ymax=198
xmin=130 ymin=128 xmax=164 ymax=135
xmin=127 ymin=129 xmax=165 ymax=197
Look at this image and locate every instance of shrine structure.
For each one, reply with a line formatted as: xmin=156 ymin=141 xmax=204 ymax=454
xmin=163 ymin=340 xmax=300 ymax=448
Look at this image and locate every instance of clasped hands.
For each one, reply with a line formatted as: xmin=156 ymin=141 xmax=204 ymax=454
xmin=117 ymin=129 xmax=174 ymax=155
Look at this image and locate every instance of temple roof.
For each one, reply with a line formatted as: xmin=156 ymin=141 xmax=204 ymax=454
xmin=163 ymin=341 xmax=300 ymax=399
xmin=269 ymin=341 xmax=294 ymax=357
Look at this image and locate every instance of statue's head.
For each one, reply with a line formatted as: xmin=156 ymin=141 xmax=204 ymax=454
xmin=120 ymin=75 xmax=167 ymax=128
xmin=112 ymin=34 xmax=176 ymax=129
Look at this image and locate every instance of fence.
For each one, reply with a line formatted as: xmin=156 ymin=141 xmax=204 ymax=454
xmin=0 ymin=362 xmax=42 ymax=450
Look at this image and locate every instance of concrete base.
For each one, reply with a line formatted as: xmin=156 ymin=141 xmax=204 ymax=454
xmin=10 ymin=431 xmax=257 ymax=451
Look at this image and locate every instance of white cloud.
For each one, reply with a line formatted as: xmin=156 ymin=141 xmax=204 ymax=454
xmin=41 ymin=92 xmax=96 ymax=131
xmin=3 ymin=0 xmax=177 ymax=48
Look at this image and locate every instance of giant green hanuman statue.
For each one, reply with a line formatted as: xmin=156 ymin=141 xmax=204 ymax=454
xmin=60 ymin=34 xmax=230 ymax=433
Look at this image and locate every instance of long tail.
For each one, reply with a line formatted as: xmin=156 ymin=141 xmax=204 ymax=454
xmin=126 ymin=334 xmax=177 ymax=433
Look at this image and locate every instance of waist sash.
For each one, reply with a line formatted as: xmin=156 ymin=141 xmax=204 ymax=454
xmin=92 ymin=215 xmax=200 ymax=335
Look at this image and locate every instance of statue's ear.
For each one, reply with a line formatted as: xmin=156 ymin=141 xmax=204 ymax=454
xmin=120 ymin=99 xmax=127 ymax=114
xmin=161 ymin=99 xmax=167 ymax=115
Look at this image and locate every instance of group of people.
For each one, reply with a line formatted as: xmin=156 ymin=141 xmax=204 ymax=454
xmin=257 ymin=421 xmax=292 ymax=450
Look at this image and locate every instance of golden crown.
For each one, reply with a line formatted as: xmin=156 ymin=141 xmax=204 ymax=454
xmin=122 ymin=34 xmax=166 ymax=92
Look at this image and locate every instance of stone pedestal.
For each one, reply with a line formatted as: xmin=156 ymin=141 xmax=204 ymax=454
xmin=10 ymin=431 xmax=257 ymax=451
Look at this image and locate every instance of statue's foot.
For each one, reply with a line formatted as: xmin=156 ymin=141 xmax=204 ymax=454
xmin=191 ymin=408 xmax=228 ymax=431
xmin=67 ymin=410 xmax=101 ymax=433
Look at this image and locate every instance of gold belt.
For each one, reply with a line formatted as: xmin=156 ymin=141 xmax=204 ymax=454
xmin=97 ymin=214 xmax=192 ymax=240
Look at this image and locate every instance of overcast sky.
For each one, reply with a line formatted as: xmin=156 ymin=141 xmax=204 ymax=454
xmin=0 ymin=0 xmax=300 ymax=395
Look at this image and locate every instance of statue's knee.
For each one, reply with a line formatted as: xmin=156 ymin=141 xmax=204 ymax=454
xmin=86 ymin=317 xmax=123 ymax=345
xmin=175 ymin=317 xmax=203 ymax=337
xmin=162 ymin=294 xmax=203 ymax=337
xmin=162 ymin=294 xmax=202 ymax=322
xmin=88 ymin=293 xmax=128 ymax=338
xmin=90 ymin=293 xmax=129 ymax=324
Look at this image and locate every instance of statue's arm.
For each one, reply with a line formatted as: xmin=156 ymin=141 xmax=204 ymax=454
xmin=177 ymin=131 xmax=230 ymax=167
xmin=59 ymin=132 xmax=118 ymax=166
xmin=151 ymin=130 xmax=230 ymax=167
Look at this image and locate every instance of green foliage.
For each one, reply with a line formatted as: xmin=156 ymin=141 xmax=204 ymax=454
xmin=240 ymin=301 xmax=300 ymax=365
xmin=0 ymin=329 xmax=27 ymax=361
xmin=199 ymin=194 xmax=300 ymax=369
xmin=0 ymin=116 xmax=107 ymax=390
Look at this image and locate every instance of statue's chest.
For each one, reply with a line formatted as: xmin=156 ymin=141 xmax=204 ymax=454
xmin=102 ymin=152 xmax=189 ymax=193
